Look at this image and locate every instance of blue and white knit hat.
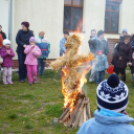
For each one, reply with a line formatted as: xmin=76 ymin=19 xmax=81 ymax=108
xmin=97 ymin=74 xmax=129 ymax=112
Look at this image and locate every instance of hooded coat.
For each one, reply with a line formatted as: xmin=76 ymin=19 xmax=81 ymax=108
xmin=112 ymin=42 xmax=132 ymax=68
xmin=77 ymin=110 xmax=134 ymax=134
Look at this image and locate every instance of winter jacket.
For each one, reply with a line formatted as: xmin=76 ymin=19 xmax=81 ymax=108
xmin=59 ymin=38 xmax=66 ymax=55
xmin=0 ymin=31 xmax=6 ymax=39
xmin=0 ymin=47 xmax=15 ymax=67
xmin=88 ymin=36 xmax=97 ymax=49
xmin=77 ymin=109 xmax=134 ymax=134
xmin=0 ymin=33 xmax=3 ymax=48
xmin=24 ymin=45 xmax=41 ymax=65
xmin=36 ymin=36 xmax=50 ymax=59
xmin=90 ymin=38 xmax=109 ymax=56
xmin=112 ymin=42 xmax=132 ymax=68
xmin=95 ymin=54 xmax=108 ymax=71
xmin=130 ymin=35 xmax=134 ymax=52
xmin=16 ymin=29 xmax=34 ymax=54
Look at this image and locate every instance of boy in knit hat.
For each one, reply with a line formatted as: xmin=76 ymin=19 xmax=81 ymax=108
xmin=77 ymin=74 xmax=134 ymax=134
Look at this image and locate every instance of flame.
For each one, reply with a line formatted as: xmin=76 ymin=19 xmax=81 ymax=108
xmin=61 ymin=61 xmax=92 ymax=112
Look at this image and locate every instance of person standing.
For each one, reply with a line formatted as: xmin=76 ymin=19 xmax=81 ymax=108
xmin=0 ymin=25 xmax=6 ymax=39
xmin=16 ymin=21 xmax=34 ymax=82
xmin=88 ymin=29 xmax=96 ymax=49
xmin=36 ymin=31 xmax=50 ymax=75
xmin=59 ymin=31 xmax=69 ymax=56
xmin=0 ymin=33 xmax=3 ymax=49
xmin=24 ymin=37 xmax=41 ymax=85
xmin=112 ymin=36 xmax=132 ymax=82
xmin=1 ymin=39 xmax=15 ymax=85
xmin=89 ymin=30 xmax=109 ymax=83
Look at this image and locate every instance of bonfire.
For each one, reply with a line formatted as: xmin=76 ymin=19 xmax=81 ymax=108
xmin=51 ymin=34 xmax=94 ymax=128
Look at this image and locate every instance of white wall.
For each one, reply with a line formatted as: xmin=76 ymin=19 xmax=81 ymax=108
xmin=3 ymin=0 xmax=134 ymax=59
xmin=0 ymin=0 xmax=8 ymax=38
xmin=12 ymin=0 xmax=64 ymax=59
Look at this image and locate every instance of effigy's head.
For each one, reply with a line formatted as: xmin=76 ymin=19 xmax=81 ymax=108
xmin=65 ymin=34 xmax=81 ymax=49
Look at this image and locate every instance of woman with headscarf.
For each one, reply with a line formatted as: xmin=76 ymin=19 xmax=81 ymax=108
xmin=16 ymin=21 xmax=34 ymax=82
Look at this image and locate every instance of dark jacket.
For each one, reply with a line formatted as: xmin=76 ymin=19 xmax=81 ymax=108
xmin=90 ymin=38 xmax=109 ymax=56
xmin=112 ymin=42 xmax=132 ymax=68
xmin=130 ymin=35 xmax=134 ymax=52
xmin=0 ymin=31 xmax=6 ymax=39
xmin=16 ymin=29 xmax=34 ymax=54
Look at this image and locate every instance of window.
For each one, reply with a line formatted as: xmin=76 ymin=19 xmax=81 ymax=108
xmin=105 ymin=1 xmax=121 ymax=33
xmin=64 ymin=0 xmax=83 ymax=31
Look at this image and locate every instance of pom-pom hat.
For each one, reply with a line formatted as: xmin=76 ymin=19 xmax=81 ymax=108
xmin=97 ymin=74 xmax=129 ymax=112
xmin=3 ymin=39 xmax=11 ymax=46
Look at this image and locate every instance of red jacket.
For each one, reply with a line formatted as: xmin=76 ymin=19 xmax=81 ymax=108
xmin=0 ymin=33 xmax=3 ymax=48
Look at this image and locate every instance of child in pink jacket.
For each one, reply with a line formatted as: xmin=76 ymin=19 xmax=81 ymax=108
xmin=1 ymin=39 xmax=15 ymax=85
xmin=24 ymin=37 xmax=41 ymax=85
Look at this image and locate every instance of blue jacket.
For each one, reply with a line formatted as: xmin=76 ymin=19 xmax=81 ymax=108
xmin=95 ymin=54 xmax=108 ymax=71
xmin=36 ymin=36 xmax=50 ymax=59
xmin=59 ymin=38 xmax=66 ymax=54
xmin=77 ymin=109 xmax=134 ymax=134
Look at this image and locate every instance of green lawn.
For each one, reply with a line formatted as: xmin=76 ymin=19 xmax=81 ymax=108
xmin=0 ymin=70 xmax=134 ymax=134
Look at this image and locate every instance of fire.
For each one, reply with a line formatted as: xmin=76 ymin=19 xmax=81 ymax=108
xmin=61 ymin=62 xmax=92 ymax=112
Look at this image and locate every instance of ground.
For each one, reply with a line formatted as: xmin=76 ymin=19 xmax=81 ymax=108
xmin=0 ymin=70 xmax=134 ymax=134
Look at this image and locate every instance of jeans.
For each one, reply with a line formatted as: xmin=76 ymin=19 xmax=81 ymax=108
xmin=96 ymin=71 xmax=105 ymax=85
xmin=18 ymin=53 xmax=27 ymax=81
xmin=27 ymin=65 xmax=37 ymax=83
xmin=37 ymin=58 xmax=46 ymax=75
xmin=132 ymin=74 xmax=134 ymax=86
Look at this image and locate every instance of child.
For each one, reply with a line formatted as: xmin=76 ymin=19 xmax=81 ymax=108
xmin=24 ymin=37 xmax=41 ymax=85
xmin=95 ymin=50 xmax=108 ymax=85
xmin=77 ymin=74 xmax=134 ymax=134
xmin=0 ymin=39 xmax=15 ymax=85
xmin=128 ymin=52 xmax=134 ymax=87
xmin=36 ymin=31 xmax=50 ymax=75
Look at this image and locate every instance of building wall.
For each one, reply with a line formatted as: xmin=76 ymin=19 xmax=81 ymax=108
xmin=0 ymin=0 xmax=8 ymax=38
xmin=1 ymin=0 xmax=134 ymax=60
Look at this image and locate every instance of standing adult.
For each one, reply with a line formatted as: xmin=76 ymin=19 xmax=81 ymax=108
xmin=16 ymin=21 xmax=34 ymax=82
xmin=0 ymin=33 xmax=3 ymax=48
xmin=0 ymin=25 xmax=6 ymax=39
xmin=130 ymin=34 xmax=134 ymax=52
xmin=59 ymin=31 xmax=69 ymax=56
xmin=89 ymin=30 xmax=109 ymax=83
xmin=88 ymin=29 xmax=96 ymax=49
xmin=36 ymin=31 xmax=50 ymax=76
xmin=120 ymin=28 xmax=128 ymax=42
xmin=112 ymin=36 xmax=132 ymax=82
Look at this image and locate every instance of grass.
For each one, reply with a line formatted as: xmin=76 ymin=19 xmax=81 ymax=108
xmin=0 ymin=70 xmax=134 ymax=134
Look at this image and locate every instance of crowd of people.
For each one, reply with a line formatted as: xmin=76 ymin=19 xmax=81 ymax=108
xmin=0 ymin=21 xmax=134 ymax=133
xmin=0 ymin=22 xmax=50 ymax=85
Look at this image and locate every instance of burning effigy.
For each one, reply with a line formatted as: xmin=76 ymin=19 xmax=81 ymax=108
xmin=51 ymin=34 xmax=94 ymax=128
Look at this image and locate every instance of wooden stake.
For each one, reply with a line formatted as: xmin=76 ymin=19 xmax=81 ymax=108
xmin=59 ymin=112 xmax=70 ymax=123
xmin=67 ymin=98 xmax=83 ymax=127
xmin=84 ymin=106 xmax=86 ymax=122
xmin=59 ymin=107 xmax=69 ymax=120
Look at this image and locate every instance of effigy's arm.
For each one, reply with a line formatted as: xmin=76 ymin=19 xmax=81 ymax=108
xmin=50 ymin=56 xmax=66 ymax=71
xmin=73 ymin=52 xmax=94 ymax=64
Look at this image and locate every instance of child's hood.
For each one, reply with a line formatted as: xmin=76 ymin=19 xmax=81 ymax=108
xmin=94 ymin=110 xmax=134 ymax=125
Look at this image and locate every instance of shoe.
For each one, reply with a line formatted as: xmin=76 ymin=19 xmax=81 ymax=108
xmin=29 ymin=82 xmax=32 ymax=85
xmin=33 ymin=81 xmax=37 ymax=84
xmin=20 ymin=80 xmax=24 ymax=83
xmin=24 ymin=79 xmax=27 ymax=82
xmin=8 ymin=81 xmax=13 ymax=84
xmin=3 ymin=82 xmax=8 ymax=85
